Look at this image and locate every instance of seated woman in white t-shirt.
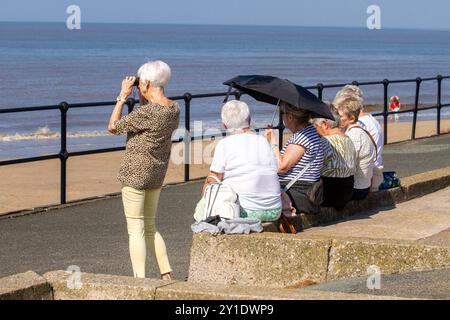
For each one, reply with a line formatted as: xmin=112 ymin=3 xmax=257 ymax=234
xmin=202 ymin=100 xmax=282 ymax=222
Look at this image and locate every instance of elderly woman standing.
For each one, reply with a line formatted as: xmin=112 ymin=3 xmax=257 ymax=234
xmin=108 ymin=60 xmax=179 ymax=280
xmin=313 ymin=104 xmax=356 ymax=210
xmin=333 ymin=95 xmax=376 ymax=201
xmin=265 ymin=102 xmax=324 ymax=215
xmin=203 ymin=100 xmax=282 ymax=222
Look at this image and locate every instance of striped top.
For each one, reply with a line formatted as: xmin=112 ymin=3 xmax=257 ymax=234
xmin=278 ymin=124 xmax=324 ymax=183
xmin=320 ymin=134 xmax=356 ymax=178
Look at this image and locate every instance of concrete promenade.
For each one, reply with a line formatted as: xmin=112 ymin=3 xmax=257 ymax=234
xmin=301 ymin=186 xmax=450 ymax=299
xmin=301 ymin=186 xmax=450 ymax=242
xmin=0 ymin=134 xmax=449 ymax=285
xmin=301 ymin=185 xmax=450 ymax=300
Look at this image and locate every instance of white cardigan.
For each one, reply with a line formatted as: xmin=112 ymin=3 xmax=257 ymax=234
xmin=346 ymin=125 xmax=377 ymax=189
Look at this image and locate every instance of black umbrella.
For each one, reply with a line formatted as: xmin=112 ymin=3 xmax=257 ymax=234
xmin=223 ymin=75 xmax=334 ymax=120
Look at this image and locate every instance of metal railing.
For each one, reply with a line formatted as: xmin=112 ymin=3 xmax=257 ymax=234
xmin=311 ymin=75 xmax=450 ymax=142
xmin=1 ymin=75 xmax=449 ymax=206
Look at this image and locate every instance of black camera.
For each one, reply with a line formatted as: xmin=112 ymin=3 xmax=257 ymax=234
xmin=133 ymin=77 xmax=140 ymax=86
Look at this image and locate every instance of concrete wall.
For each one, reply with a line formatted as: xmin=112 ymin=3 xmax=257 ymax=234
xmin=188 ymin=233 xmax=450 ymax=287
xmin=188 ymin=167 xmax=450 ymax=287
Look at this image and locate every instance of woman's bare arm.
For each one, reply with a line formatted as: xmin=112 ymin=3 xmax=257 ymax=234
xmin=265 ymin=128 xmax=305 ymax=174
xmin=272 ymin=144 xmax=305 ymax=174
xmin=201 ymin=171 xmax=225 ymax=195
xmin=107 ymin=76 xmax=135 ymax=134
xmin=108 ymin=100 xmax=126 ymax=134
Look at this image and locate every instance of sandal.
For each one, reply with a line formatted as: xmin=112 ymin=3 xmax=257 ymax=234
xmin=278 ymin=216 xmax=297 ymax=234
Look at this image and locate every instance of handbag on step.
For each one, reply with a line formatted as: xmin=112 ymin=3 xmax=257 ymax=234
xmin=203 ymin=175 xmax=240 ymax=220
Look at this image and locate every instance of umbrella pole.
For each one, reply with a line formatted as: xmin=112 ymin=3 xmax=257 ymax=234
xmin=223 ymin=86 xmax=233 ymax=103
xmin=270 ymin=99 xmax=281 ymax=127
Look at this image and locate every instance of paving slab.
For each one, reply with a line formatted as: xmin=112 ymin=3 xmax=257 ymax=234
xmin=0 ymin=271 xmax=52 ymax=300
xmin=43 ymin=270 xmax=177 ymax=300
xmin=155 ymin=280 xmax=407 ymax=300
xmin=306 ymin=268 xmax=450 ymax=300
xmin=326 ymin=238 xmax=450 ymax=281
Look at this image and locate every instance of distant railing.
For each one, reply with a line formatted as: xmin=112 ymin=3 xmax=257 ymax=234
xmin=1 ymin=75 xmax=449 ymax=205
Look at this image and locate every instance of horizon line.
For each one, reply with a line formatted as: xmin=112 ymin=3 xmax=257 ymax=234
xmin=1 ymin=20 xmax=449 ymax=32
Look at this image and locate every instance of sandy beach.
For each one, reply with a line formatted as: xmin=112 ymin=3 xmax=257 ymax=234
xmin=1 ymin=118 xmax=449 ymax=214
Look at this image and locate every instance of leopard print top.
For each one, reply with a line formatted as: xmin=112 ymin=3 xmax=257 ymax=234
xmin=114 ymin=101 xmax=180 ymax=190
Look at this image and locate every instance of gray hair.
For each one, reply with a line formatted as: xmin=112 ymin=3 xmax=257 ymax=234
xmin=312 ymin=103 xmax=341 ymax=128
xmin=335 ymin=85 xmax=364 ymax=100
xmin=137 ymin=60 xmax=171 ymax=89
xmin=221 ymin=100 xmax=251 ymax=130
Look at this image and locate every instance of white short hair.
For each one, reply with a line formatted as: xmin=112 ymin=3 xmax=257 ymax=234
xmin=336 ymin=85 xmax=363 ymax=100
xmin=221 ymin=100 xmax=251 ymax=130
xmin=137 ymin=60 xmax=171 ymax=88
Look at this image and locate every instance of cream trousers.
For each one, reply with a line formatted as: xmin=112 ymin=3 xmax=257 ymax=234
xmin=121 ymin=186 xmax=172 ymax=278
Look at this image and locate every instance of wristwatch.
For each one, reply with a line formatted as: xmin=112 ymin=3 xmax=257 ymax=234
xmin=116 ymin=95 xmax=127 ymax=102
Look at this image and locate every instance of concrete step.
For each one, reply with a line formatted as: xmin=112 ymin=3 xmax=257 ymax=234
xmin=0 ymin=270 xmax=410 ymax=300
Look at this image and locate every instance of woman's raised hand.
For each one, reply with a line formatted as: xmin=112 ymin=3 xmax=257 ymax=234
xmin=265 ymin=128 xmax=277 ymax=145
xmin=119 ymin=76 xmax=136 ymax=98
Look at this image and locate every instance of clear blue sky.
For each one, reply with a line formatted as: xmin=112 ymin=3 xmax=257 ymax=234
xmin=1 ymin=0 xmax=450 ymax=30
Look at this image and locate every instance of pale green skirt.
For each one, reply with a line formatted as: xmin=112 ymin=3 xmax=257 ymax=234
xmin=240 ymin=207 xmax=282 ymax=222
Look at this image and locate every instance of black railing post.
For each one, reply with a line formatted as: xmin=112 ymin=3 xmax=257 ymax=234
xmin=383 ymin=79 xmax=389 ymax=145
xmin=59 ymin=101 xmax=69 ymax=204
xmin=235 ymin=92 xmax=241 ymax=101
xmin=183 ymin=93 xmax=192 ymax=182
xmin=126 ymin=97 xmax=136 ymax=114
xmin=278 ymin=105 xmax=284 ymax=150
xmin=437 ymin=75 xmax=442 ymax=135
xmin=411 ymin=77 xmax=422 ymax=140
xmin=317 ymin=83 xmax=324 ymax=101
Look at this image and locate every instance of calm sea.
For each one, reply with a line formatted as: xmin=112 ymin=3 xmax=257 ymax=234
xmin=1 ymin=22 xmax=450 ymax=159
